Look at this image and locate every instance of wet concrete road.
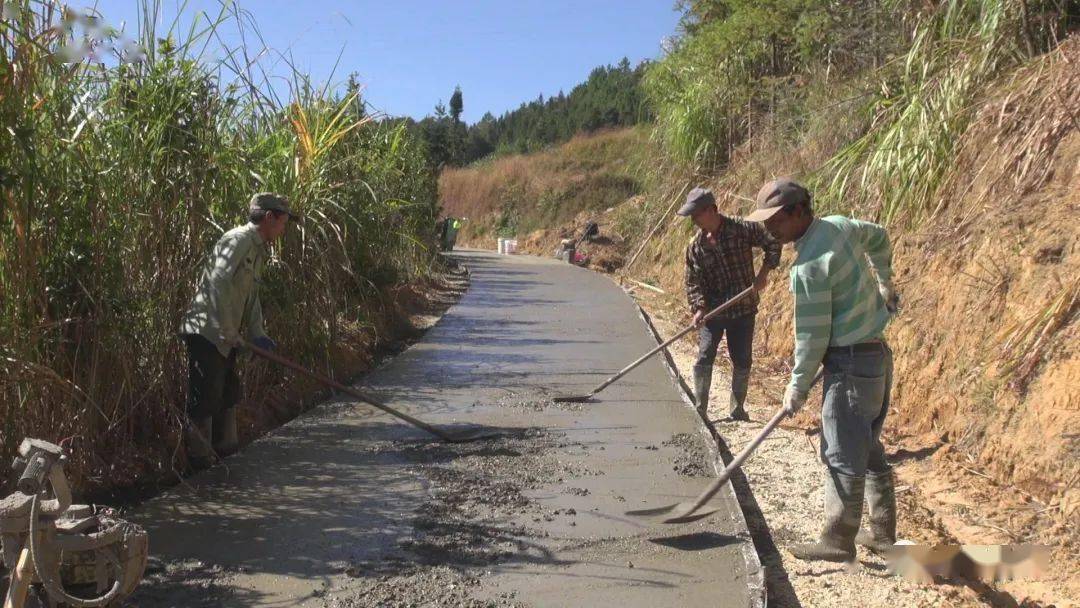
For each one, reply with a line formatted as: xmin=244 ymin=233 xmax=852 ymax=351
xmin=131 ymin=250 xmax=756 ymax=607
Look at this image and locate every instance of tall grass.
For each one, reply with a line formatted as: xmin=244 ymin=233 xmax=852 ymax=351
xmin=644 ymin=0 xmax=903 ymax=170
xmin=646 ymin=0 xmax=1075 ymax=226
xmin=813 ymin=0 xmax=1061 ymax=226
xmin=0 ymin=0 xmax=438 ymax=491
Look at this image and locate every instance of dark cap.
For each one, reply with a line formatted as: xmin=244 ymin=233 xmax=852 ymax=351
xmin=249 ymin=192 xmax=299 ymax=220
xmin=676 ymin=187 xmax=717 ymax=217
xmin=745 ymin=179 xmax=810 ymax=222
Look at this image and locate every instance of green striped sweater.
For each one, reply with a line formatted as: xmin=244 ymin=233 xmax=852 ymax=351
xmin=788 ymin=215 xmax=894 ymax=396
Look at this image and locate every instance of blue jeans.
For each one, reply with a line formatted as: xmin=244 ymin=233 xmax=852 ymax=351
xmin=819 ymin=341 xmax=893 ymax=477
xmin=695 ymin=313 xmax=755 ymax=371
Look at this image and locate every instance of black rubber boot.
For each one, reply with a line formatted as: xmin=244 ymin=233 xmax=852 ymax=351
xmin=789 ymin=470 xmax=864 ymax=563
xmin=186 ymin=417 xmax=216 ymax=469
xmin=728 ymin=366 xmax=751 ymax=421
xmin=856 ymin=470 xmax=897 ymax=555
xmin=214 ymin=407 xmax=239 ymax=457
xmin=693 ymin=364 xmax=713 ymax=419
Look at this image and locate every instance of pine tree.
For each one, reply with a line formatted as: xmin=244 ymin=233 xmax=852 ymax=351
xmin=345 ymin=72 xmax=366 ymax=119
xmin=449 ymin=86 xmax=463 ymax=123
xmin=448 ymin=87 xmax=466 ymax=165
xmin=427 ymin=60 xmax=652 ymax=165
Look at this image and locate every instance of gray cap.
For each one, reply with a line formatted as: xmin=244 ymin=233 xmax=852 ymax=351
xmin=249 ymin=192 xmax=299 ymax=219
xmin=676 ymin=187 xmax=717 ymax=217
xmin=745 ymin=179 xmax=810 ymax=222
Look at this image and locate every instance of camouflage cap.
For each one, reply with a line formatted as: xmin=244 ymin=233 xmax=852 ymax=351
xmin=249 ymin=192 xmax=298 ymax=220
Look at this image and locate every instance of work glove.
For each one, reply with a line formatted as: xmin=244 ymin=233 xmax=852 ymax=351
xmin=879 ymin=279 xmax=899 ymax=313
xmin=692 ymin=309 xmax=706 ymax=327
xmin=782 ymin=384 xmax=807 ymax=416
xmin=251 ymin=336 xmax=277 ymax=352
xmin=753 ymin=271 xmax=769 ymax=293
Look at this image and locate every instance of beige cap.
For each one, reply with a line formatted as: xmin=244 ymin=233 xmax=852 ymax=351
xmin=745 ymin=179 xmax=810 ymax=222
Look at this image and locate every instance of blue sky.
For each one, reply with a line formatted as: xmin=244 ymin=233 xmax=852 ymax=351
xmin=83 ymin=1 xmax=682 ymax=123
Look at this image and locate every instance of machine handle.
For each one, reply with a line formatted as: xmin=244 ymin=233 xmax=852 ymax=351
xmin=17 ymin=453 xmax=49 ymax=495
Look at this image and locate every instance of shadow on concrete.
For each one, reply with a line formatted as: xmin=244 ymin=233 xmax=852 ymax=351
xmin=130 ymin=419 xmax=421 ymax=605
xmin=649 ymin=532 xmax=743 ymax=551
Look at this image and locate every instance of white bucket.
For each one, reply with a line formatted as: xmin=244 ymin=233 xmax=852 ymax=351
xmin=497 ymin=238 xmax=506 ymax=254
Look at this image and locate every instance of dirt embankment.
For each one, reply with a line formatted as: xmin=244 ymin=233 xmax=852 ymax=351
xmin=696 ymin=37 xmax=1079 ymax=534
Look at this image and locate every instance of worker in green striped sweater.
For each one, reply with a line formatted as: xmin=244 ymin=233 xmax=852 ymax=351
xmin=746 ymin=178 xmax=900 ymax=563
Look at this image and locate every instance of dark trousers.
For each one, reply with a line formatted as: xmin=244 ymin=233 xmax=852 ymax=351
xmin=695 ymin=313 xmax=755 ymax=371
xmin=184 ymin=334 xmax=240 ymax=421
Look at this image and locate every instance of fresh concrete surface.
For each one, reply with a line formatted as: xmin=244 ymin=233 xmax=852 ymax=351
xmin=130 ymin=250 xmax=753 ymax=607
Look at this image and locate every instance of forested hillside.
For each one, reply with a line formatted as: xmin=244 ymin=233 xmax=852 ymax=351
xmin=415 ymin=58 xmax=651 ymax=167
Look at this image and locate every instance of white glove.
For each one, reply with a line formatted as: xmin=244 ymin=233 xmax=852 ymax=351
xmin=692 ymin=309 xmax=706 ymax=327
xmin=878 ymin=279 xmax=899 ymax=313
xmin=783 ymin=384 xmax=807 ymax=415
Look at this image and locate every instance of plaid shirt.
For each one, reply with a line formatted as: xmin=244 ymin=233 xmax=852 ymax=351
xmin=685 ymin=216 xmax=781 ymax=320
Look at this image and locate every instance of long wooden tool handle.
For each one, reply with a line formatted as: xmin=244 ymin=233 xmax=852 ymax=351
xmin=679 ymin=406 xmax=788 ymax=516
xmin=3 ymin=543 xmax=34 ymax=608
xmin=677 ymin=367 xmax=824 ymax=519
xmin=241 ymin=339 xmax=455 ymax=442
xmin=590 ymin=286 xmax=756 ymax=394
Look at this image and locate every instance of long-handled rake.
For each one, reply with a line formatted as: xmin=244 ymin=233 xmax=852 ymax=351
xmin=552 ymin=286 xmax=755 ymax=403
xmin=626 ymin=368 xmax=824 ymax=524
xmin=243 ymin=339 xmax=502 ymax=443
xmin=626 ymin=405 xmax=789 ymax=524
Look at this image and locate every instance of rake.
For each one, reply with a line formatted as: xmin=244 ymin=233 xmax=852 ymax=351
xmin=626 ymin=405 xmax=789 ymax=524
xmin=552 ymin=286 xmax=755 ymax=403
xmin=243 ymin=339 xmax=502 ymax=443
xmin=627 ymin=368 xmax=824 ymax=523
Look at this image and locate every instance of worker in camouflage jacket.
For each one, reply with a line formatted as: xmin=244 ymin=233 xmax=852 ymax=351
xmin=179 ymin=192 xmax=297 ymax=468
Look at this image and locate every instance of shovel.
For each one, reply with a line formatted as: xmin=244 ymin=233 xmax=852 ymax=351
xmin=553 ymin=286 xmax=755 ymax=403
xmin=626 ymin=405 xmax=789 ymax=524
xmin=242 ymin=339 xmax=502 ymax=443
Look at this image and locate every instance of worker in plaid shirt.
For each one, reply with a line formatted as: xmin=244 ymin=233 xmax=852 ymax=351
xmin=679 ymin=187 xmax=781 ymax=421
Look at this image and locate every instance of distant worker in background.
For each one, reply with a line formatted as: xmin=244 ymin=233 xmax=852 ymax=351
xmin=440 ymin=216 xmax=462 ymax=251
xmin=581 ymin=221 xmax=599 ymax=243
xmin=679 ymin=187 xmax=780 ymax=422
xmin=436 ymin=218 xmax=449 ymax=249
xmin=555 ymin=220 xmax=600 ymax=265
xmin=179 ymin=192 xmax=297 ymax=468
xmin=746 ymin=178 xmax=899 ymax=563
